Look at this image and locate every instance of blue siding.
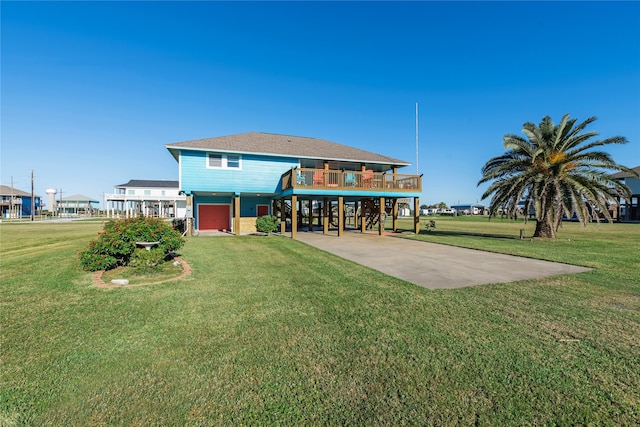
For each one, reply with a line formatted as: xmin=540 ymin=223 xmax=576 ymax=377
xmin=180 ymin=150 xmax=298 ymax=194
xmin=240 ymin=196 xmax=273 ymax=216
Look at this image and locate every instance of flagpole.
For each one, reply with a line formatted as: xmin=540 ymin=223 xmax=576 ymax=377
xmin=415 ymin=102 xmax=419 ymax=175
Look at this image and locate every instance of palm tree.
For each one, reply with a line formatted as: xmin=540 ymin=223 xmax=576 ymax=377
xmin=478 ymin=114 xmax=637 ymax=238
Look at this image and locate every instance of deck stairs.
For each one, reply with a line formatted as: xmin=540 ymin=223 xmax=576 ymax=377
xmin=361 ymin=198 xmax=394 ymax=230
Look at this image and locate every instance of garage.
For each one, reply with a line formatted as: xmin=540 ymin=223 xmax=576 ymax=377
xmin=198 ymin=204 xmax=230 ymax=231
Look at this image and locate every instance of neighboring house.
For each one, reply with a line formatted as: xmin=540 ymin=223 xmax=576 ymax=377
xmin=612 ymin=165 xmax=640 ymax=221
xmin=165 ymin=132 xmax=423 ymax=237
xmin=0 ymin=185 xmax=41 ymax=219
xmin=104 ymin=180 xmax=187 ymax=218
xmin=57 ymin=195 xmax=100 ymax=217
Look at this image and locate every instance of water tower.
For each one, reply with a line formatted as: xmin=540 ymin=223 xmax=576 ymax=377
xmin=45 ymin=188 xmax=57 ymax=214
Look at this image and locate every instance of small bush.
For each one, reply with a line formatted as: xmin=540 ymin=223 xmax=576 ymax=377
xmin=79 ymin=216 xmax=185 ymax=271
xmin=256 ymin=215 xmax=280 ymax=233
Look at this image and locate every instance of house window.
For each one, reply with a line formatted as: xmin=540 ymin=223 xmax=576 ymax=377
xmin=208 ymin=154 xmax=223 ymax=168
xmin=144 ymin=190 xmax=151 ymax=196
xmin=207 ymin=153 xmax=242 ymax=170
xmin=227 ymin=155 xmax=240 ymax=168
xmin=128 ymin=189 xmax=135 ymax=195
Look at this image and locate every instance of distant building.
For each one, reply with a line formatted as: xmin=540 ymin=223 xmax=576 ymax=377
xmin=612 ymin=166 xmax=640 ymax=221
xmin=104 ymin=179 xmax=187 ymax=218
xmin=57 ymin=194 xmax=100 ymax=217
xmin=0 ymin=185 xmax=41 ymax=219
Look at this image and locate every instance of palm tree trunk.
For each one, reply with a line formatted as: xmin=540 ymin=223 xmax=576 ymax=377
xmin=534 ymin=185 xmax=557 ymax=238
xmin=534 ymin=216 xmax=555 ymax=238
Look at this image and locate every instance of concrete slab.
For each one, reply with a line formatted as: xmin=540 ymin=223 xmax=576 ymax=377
xmin=295 ymin=231 xmax=591 ymax=289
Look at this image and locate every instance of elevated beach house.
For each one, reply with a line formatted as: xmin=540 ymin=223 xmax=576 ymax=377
xmin=612 ymin=165 xmax=640 ymax=221
xmin=104 ymin=179 xmax=187 ymax=218
xmin=165 ymin=132 xmax=423 ymax=238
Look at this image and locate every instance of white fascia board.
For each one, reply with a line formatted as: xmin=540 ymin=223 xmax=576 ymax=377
xmin=167 ymin=146 xmax=411 ymax=167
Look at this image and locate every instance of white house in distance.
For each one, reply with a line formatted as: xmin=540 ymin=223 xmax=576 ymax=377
xmin=57 ymin=194 xmax=100 ymax=217
xmin=104 ymin=179 xmax=187 ymax=218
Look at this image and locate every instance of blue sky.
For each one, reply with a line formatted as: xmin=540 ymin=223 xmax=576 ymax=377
xmin=2 ymin=1 xmax=639 ymax=208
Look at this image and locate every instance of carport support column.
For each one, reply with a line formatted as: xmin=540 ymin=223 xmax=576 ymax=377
xmin=291 ymin=195 xmax=298 ymax=239
xmin=378 ymin=197 xmax=385 ymax=236
xmin=360 ymin=198 xmax=366 ymax=233
xmin=392 ymin=198 xmax=398 ymax=232
xmin=323 ymin=197 xmax=329 ymax=235
xmin=186 ymin=195 xmax=193 ymax=236
xmin=233 ymin=195 xmax=241 ymax=236
xmin=280 ymin=198 xmax=286 ymax=234
xmin=338 ymin=196 xmax=344 ymax=237
xmin=414 ymin=197 xmax=420 ymax=234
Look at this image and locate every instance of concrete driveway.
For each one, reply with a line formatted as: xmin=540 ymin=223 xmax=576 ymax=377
xmin=295 ymin=231 xmax=591 ymax=289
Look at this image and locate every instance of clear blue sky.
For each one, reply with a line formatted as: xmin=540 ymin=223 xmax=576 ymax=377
xmin=2 ymin=1 xmax=639 ymax=208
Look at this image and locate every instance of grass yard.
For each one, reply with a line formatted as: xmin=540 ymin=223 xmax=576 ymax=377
xmin=1 ymin=218 xmax=639 ymax=425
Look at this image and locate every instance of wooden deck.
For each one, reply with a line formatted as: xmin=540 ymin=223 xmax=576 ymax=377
xmin=281 ymin=168 xmax=421 ymax=193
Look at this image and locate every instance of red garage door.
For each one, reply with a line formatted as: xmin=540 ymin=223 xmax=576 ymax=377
xmin=198 ymin=204 xmax=230 ymax=231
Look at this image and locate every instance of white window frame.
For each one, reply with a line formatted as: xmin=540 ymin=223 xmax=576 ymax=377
xmin=207 ymin=153 xmax=242 ymax=170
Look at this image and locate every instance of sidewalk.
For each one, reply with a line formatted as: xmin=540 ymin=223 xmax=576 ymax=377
xmin=295 ymin=231 xmax=591 ymax=289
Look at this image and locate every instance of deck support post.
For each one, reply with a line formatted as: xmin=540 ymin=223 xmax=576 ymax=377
xmin=308 ymin=199 xmax=314 ymax=232
xmin=414 ymin=197 xmax=420 ymax=234
xmin=360 ymin=198 xmax=366 ymax=233
xmin=323 ymin=197 xmax=329 ymax=235
xmin=280 ymin=198 xmax=286 ymax=234
xmin=338 ymin=196 xmax=344 ymax=237
xmin=379 ymin=196 xmax=385 ymax=235
xmin=392 ymin=198 xmax=398 ymax=232
xmin=291 ymin=195 xmax=298 ymax=239
xmin=233 ymin=195 xmax=241 ymax=235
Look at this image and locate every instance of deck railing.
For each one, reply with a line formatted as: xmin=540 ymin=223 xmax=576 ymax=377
xmin=282 ymin=168 xmax=421 ymax=192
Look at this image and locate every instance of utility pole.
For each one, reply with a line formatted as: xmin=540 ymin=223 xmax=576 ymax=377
xmin=31 ymin=170 xmax=35 ymax=221
xmin=10 ymin=176 xmax=14 ymax=219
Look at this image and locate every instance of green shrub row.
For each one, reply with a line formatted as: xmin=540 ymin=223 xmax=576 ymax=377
xmin=79 ymin=216 xmax=185 ymax=271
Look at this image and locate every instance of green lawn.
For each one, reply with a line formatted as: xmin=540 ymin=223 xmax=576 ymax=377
xmin=1 ymin=219 xmax=639 ymax=425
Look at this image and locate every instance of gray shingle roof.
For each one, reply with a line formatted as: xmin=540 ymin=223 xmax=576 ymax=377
xmin=0 ymin=185 xmax=35 ymax=197
xmin=61 ymin=194 xmax=100 ymax=202
xmin=116 ymin=180 xmax=179 ymax=188
xmin=612 ymin=166 xmax=640 ymax=179
xmin=165 ymin=132 xmax=410 ymax=166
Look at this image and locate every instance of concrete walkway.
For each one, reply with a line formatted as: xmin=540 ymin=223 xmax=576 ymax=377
xmin=295 ymin=231 xmax=591 ymax=290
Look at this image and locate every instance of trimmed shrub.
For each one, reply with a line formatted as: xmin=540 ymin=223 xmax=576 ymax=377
xmin=79 ymin=216 xmax=185 ymax=271
xmin=256 ymin=215 xmax=280 ymax=234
